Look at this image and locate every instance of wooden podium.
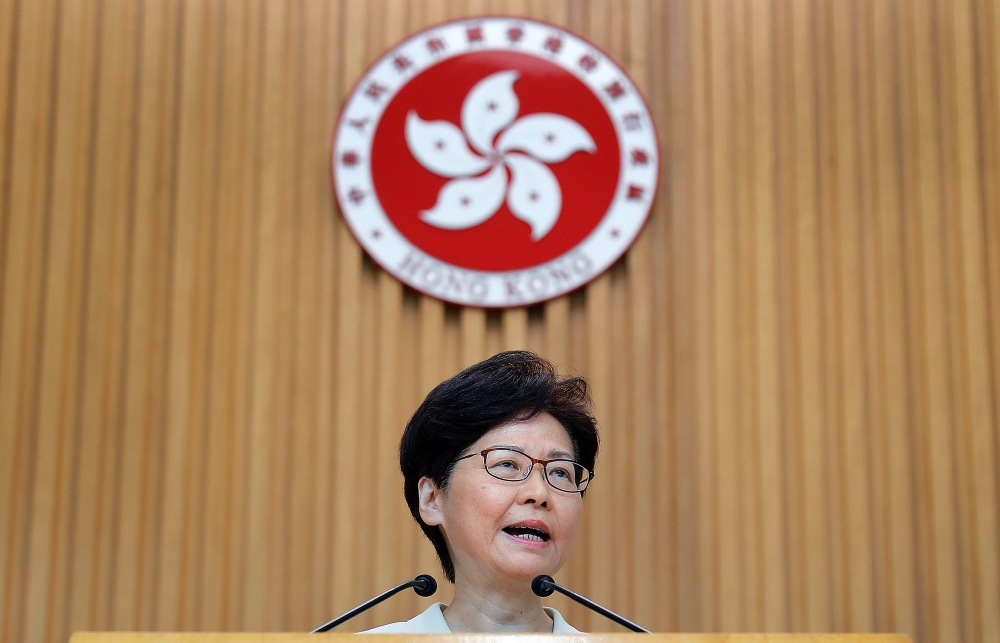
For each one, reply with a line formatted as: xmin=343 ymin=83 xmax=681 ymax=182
xmin=70 ymin=633 xmax=911 ymax=643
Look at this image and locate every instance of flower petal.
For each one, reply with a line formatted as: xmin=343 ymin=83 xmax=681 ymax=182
xmin=420 ymin=165 xmax=508 ymax=231
xmin=496 ymin=113 xmax=596 ymax=163
xmin=461 ymin=70 xmax=520 ymax=155
xmin=504 ymin=152 xmax=561 ymax=240
xmin=406 ymin=111 xmax=491 ymax=178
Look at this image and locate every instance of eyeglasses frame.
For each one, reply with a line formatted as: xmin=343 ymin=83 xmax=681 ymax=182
xmin=454 ymin=447 xmax=595 ymax=493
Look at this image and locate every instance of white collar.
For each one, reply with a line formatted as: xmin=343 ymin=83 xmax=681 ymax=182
xmin=363 ymin=601 xmax=581 ymax=633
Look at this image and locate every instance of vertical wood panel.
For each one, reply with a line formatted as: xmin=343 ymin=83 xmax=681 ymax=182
xmin=911 ymin=1 xmax=963 ymax=641
xmin=870 ymin=0 xmax=918 ymax=637
xmin=707 ymin=0 xmax=740 ymax=632
xmin=854 ymin=0 xmax=887 ymax=632
xmin=0 ymin=0 xmax=20 ymax=289
xmin=310 ymin=0 xmax=343 ymax=623
xmin=668 ymin=0 xmax=700 ymax=632
xmin=734 ymin=1 xmax=763 ymax=629
xmin=243 ymin=0 xmax=290 ymax=630
xmin=156 ymin=0 xmax=224 ymax=630
xmin=627 ymin=0 xmax=658 ymax=629
xmin=1 ymin=1 xmax=998 ymax=642
xmin=0 ymin=0 xmax=62 ymax=641
xmin=976 ymin=14 xmax=1000 ymax=589
xmin=945 ymin=2 xmax=1000 ymax=641
xmin=830 ymin=0 xmax=874 ymax=632
xmin=747 ymin=0 xmax=786 ymax=630
xmin=583 ymin=0 xmax=615 ymax=627
xmin=23 ymin=1 xmax=103 ymax=641
xmin=66 ymin=0 xmax=144 ymax=638
xmin=771 ymin=0 xmax=803 ymax=631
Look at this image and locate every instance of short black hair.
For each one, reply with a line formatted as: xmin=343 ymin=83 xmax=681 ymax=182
xmin=399 ymin=350 xmax=599 ymax=583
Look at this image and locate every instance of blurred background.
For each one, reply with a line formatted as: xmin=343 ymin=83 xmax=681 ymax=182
xmin=1 ymin=0 xmax=998 ymax=642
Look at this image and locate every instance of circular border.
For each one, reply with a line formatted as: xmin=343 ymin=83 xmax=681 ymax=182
xmin=332 ymin=16 xmax=660 ymax=307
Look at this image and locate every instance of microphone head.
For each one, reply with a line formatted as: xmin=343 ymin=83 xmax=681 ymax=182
xmin=531 ymin=575 xmax=555 ymax=597
xmin=412 ymin=574 xmax=438 ymax=597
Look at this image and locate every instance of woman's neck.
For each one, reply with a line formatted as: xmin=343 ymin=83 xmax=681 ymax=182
xmin=442 ymin=575 xmax=553 ymax=633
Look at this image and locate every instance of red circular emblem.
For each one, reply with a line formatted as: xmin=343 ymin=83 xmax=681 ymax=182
xmin=333 ymin=18 xmax=659 ymax=307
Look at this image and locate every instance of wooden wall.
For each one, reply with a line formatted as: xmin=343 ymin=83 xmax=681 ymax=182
xmin=1 ymin=0 xmax=998 ymax=642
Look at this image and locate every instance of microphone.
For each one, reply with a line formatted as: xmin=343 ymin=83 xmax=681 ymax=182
xmin=310 ymin=574 xmax=437 ymax=633
xmin=531 ymin=574 xmax=650 ymax=633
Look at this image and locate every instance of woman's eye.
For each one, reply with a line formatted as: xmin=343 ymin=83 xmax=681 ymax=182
xmin=550 ymin=465 xmax=572 ymax=479
xmin=494 ymin=460 xmax=519 ymax=469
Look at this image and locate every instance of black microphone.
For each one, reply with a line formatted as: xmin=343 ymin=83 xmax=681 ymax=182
xmin=310 ymin=574 xmax=437 ymax=633
xmin=531 ymin=574 xmax=650 ymax=633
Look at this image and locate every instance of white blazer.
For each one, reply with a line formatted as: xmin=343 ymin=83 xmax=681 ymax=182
xmin=361 ymin=602 xmax=581 ymax=633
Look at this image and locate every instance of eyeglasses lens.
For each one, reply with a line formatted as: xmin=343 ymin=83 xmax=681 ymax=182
xmin=483 ymin=449 xmax=529 ymax=480
xmin=546 ymin=461 xmax=590 ymax=492
xmin=483 ymin=449 xmax=590 ymax=492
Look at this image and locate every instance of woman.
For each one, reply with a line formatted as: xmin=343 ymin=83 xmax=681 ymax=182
xmin=365 ymin=351 xmax=599 ymax=633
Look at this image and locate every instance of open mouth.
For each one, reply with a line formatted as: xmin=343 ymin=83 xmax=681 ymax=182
xmin=502 ymin=525 xmax=550 ymax=542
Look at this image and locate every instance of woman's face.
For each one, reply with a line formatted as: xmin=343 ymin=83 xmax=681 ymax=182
xmin=418 ymin=412 xmax=585 ymax=587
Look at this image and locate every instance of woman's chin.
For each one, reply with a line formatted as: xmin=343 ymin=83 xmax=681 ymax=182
xmin=491 ymin=553 xmax=561 ymax=582
xmin=494 ymin=564 xmax=556 ymax=583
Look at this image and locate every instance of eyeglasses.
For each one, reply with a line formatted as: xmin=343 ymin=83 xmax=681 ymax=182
xmin=455 ymin=447 xmax=594 ymax=493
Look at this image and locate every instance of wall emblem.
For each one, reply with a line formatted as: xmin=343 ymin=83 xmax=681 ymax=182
xmin=333 ymin=17 xmax=659 ymax=307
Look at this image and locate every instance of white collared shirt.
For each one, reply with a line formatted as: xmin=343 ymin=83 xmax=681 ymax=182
xmin=361 ymin=602 xmax=580 ymax=633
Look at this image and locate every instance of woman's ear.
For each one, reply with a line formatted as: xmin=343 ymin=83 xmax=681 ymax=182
xmin=417 ymin=477 xmax=445 ymax=526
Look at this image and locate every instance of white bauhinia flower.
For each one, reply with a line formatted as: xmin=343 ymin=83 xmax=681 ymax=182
xmin=405 ymin=70 xmax=597 ymax=240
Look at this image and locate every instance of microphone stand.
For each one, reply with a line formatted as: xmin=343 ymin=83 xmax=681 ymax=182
xmin=531 ymin=575 xmax=650 ymax=633
xmin=311 ymin=574 xmax=438 ymax=633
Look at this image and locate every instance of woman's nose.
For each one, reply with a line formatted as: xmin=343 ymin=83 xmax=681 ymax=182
xmin=518 ymin=464 xmax=550 ymax=506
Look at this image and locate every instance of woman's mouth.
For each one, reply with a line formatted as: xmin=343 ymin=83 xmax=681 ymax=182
xmin=502 ymin=525 xmax=550 ymax=543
